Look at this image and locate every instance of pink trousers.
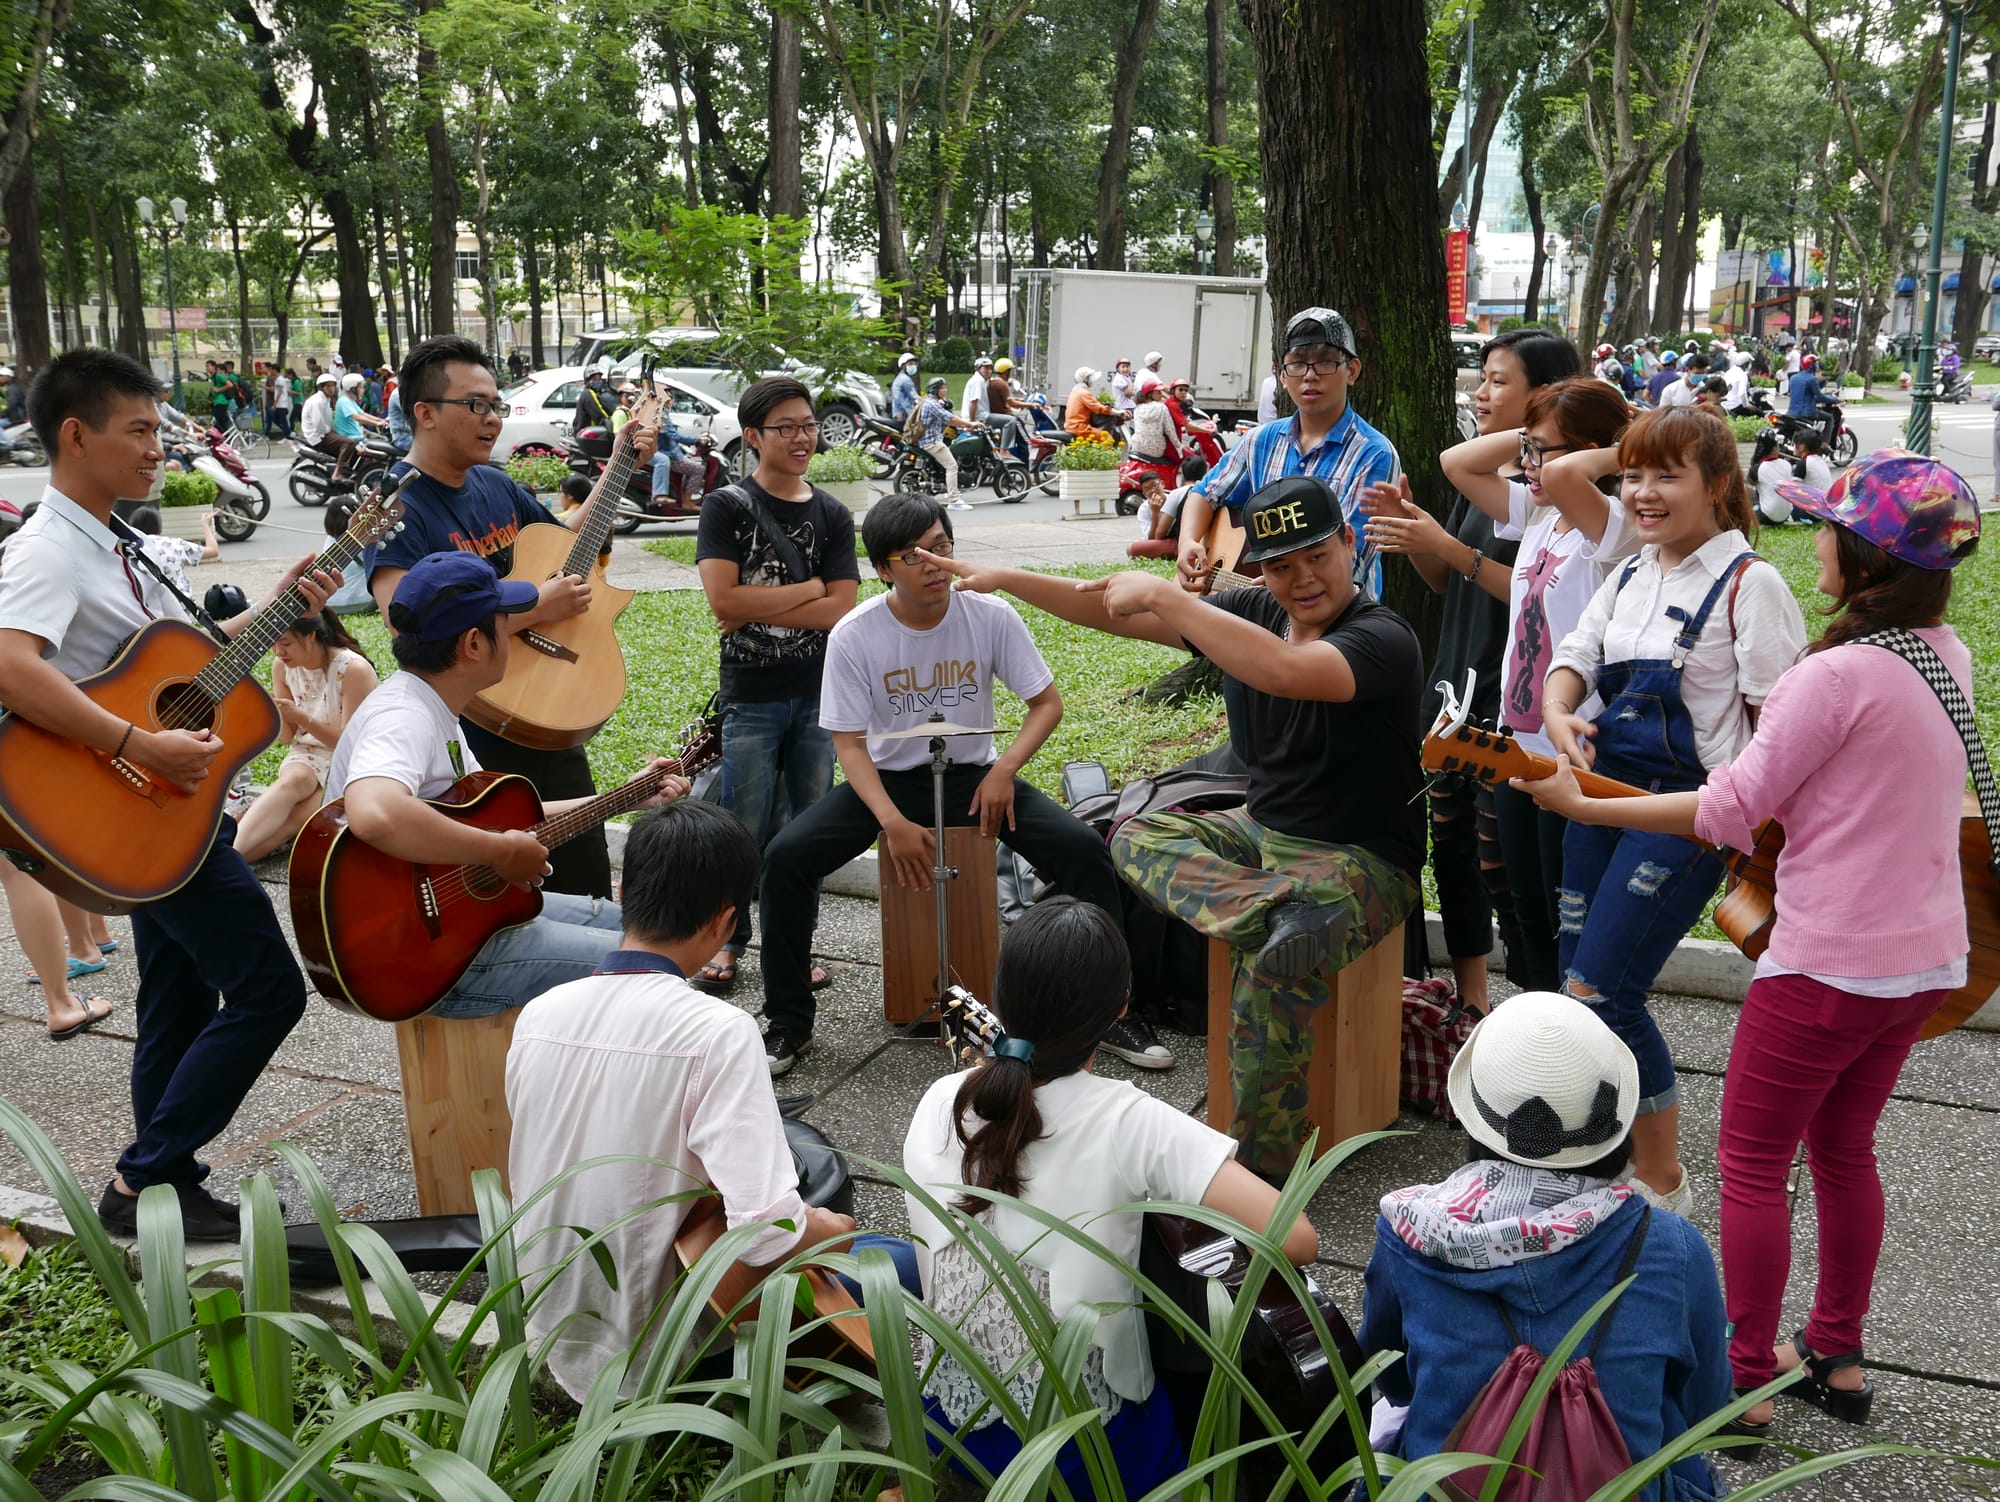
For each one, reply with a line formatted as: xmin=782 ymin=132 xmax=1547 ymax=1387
xmin=1717 ymin=971 xmax=1945 ymax=1387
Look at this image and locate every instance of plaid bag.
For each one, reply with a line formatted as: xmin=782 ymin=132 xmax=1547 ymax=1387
xmin=1401 ymin=977 xmax=1475 ymax=1120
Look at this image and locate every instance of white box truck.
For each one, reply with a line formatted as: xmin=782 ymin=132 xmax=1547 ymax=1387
xmin=1010 ymin=269 xmax=1271 ymax=426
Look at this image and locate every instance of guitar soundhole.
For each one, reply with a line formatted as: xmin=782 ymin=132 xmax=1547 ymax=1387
xmin=466 ymin=868 xmax=510 ymax=901
xmin=155 ymin=681 xmax=217 ymax=733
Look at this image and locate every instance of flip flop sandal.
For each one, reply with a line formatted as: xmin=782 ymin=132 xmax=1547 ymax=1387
xmin=98 ymin=939 xmax=119 ymax=954
xmin=26 ymin=955 xmax=107 ymax=985
xmin=691 ymin=953 xmax=742 ymax=995
xmin=48 ymin=996 xmax=113 ymax=1042
xmin=808 ymin=961 xmax=845 ymax=992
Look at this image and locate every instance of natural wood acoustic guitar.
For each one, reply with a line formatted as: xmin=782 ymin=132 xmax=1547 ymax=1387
xmin=0 ymin=486 xmax=407 ymax=914
xmin=463 ymin=368 xmax=663 ymax=750
xmin=1422 ymin=695 xmax=2000 ymax=1040
xmin=1191 ymin=502 xmax=1261 ymax=594
xmin=288 ymin=711 xmax=719 ymax=1021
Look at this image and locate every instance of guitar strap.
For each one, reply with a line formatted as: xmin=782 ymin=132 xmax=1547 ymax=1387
xmin=1855 ymin=628 xmax=2000 ymax=878
xmin=106 ymin=514 xmax=230 ymax=645
xmin=712 ymin=483 xmax=811 ymax=584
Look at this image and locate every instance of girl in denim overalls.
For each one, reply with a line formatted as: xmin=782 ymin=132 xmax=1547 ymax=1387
xmin=1531 ymin=407 xmax=1807 ymax=1209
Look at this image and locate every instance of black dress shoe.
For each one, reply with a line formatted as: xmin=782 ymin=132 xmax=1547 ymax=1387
xmin=1255 ymin=901 xmax=1353 ymax=982
xmin=97 ymin=1181 xmax=245 ymax=1241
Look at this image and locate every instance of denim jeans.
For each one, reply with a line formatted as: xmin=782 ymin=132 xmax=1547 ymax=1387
xmin=718 ymin=693 xmax=836 ymax=951
xmin=1557 ymin=821 xmax=1725 ymax=1112
xmin=428 ymin=893 xmax=623 ymax=1019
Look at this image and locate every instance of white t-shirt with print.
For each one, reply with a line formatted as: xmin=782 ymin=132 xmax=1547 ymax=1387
xmin=1493 ymin=478 xmax=1635 ymax=756
xmin=903 ymin=1068 xmax=1236 ymax=1409
xmin=323 ymin=670 xmax=477 ymax=803
xmin=820 ymin=590 xmax=1054 ymax=773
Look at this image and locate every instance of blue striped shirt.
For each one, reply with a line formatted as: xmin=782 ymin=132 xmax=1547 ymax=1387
xmin=1194 ymin=404 xmax=1401 ymax=594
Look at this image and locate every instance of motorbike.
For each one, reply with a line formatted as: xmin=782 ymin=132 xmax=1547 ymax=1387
xmin=567 ymin=424 xmax=725 ymax=533
xmin=181 ymin=426 xmax=271 ymax=542
xmin=1941 ymin=368 xmax=1975 ymax=404
xmin=887 ymin=424 xmax=1029 ymax=502
xmin=289 ymin=435 xmax=395 ymax=507
xmin=858 ymin=413 xmax=912 ymax=481
xmin=1775 ymin=397 xmax=1858 ymax=469
xmin=1 ymin=421 xmax=44 ymax=467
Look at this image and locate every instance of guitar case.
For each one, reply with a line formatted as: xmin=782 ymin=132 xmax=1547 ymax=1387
xmin=284 ymin=1115 xmax=854 ymax=1283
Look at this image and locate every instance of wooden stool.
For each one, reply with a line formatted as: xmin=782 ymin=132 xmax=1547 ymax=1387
xmin=877 ymin=826 xmax=1002 ymax=1023
xmin=395 ymin=1009 xmax=518 ymax=1216
xmin=1205 ymin=922 xmax=1406 ymax=1149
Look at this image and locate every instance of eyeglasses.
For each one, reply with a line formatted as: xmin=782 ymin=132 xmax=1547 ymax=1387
xmin=892 ymin=540 xmax=955 ymax=566
xmin=1519 ymin=435 xmax=1577 ymax=468
xmin=1280 ymin=357 xmax=1350 ymax=378
xmin=752 ymin=421 xmax=821 ymax=440
xmin=427 ymin=396 xmax=505 ymax=418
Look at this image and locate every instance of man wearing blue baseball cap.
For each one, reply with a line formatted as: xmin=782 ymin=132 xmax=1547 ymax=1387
xmin=321 ymin=552 xmax=690 ymax=1016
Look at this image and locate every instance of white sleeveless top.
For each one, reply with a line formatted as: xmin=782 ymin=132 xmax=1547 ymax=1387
xmin=279 ymin=646 xmax=364 ymax=779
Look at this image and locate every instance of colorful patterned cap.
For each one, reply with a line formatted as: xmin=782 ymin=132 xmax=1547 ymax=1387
xmin=1773 ymin=448 xmax=1981 ymax=571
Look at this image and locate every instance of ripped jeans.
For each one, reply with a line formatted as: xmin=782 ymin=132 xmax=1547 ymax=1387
xmin=1556 ymin=822 xmax=1725 ymax=1113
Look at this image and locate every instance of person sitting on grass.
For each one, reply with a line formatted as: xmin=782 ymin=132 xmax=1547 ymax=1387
xmin=903 ymin=896 xmax=1318 ymax=1497
xmin=508 ymin=796 xmax=919 ymax=1402
xmin=232 ymin=612 xmax=377 ymax=863
xmin=1357 ymin=993 xmax=1729 ymax=1502
xmin=753 ymin=491 xmax=1144 ymax=1077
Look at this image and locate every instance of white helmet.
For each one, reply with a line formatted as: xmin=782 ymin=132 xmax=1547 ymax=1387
xmin=316 ymin=372 xmax=338 ymax=388
xmin=1075 ymin=366 xmax=1096 ymax=385
xmin=339 ymin=372 xmax=365 ymax=390
xmin=897 ymin=351 xmax=917 ymax=368
xmin=1143 ymin=351 xmax=1164 ymax=369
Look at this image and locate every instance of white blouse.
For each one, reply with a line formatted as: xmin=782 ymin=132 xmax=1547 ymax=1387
xmin=1549 ymin=528 xmax=1807 ymax=770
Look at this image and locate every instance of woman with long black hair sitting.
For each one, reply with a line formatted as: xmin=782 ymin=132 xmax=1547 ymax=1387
xmin=903 ymin=897 xmax=1318 ymax=1496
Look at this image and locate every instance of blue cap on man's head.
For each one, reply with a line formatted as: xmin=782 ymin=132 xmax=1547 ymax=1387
xmin=389 ymin=551 xmax=540 ymax=643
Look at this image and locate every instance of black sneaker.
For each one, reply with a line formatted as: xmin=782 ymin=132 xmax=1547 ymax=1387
xmin=1100 ymin=1016 xmax=1175 ymax=1071
xmin=97 ymin=1181 xmax=245 ymax=1241
xmin=1255 ymin=900 xmax=1351 ymax=982
xmin=764 ymin=1025 xmax=813 ymax=1077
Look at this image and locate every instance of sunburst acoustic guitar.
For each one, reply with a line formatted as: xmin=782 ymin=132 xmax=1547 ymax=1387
xmin=1422 ymin=675 xmax=2000 ymax=1040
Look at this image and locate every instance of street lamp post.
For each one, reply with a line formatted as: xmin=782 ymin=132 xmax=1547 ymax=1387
xmin=1543 ymin=232 xmax=1562 ymax=328
xmin=135 ymin=195 xmax=189 ymax=408
xmin=1193 ymin=211 xmax=1214 ymax=277
xmin=1908 ymin=1 xmax=1970 ymax=457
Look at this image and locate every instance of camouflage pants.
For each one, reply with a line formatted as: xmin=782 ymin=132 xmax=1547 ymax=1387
xmin=1111 ymin=807 xmax=1418 ymax=1175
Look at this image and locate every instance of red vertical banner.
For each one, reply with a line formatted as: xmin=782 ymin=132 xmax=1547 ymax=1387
xmin=1445 ymin=230 xmax=1469 ymax=325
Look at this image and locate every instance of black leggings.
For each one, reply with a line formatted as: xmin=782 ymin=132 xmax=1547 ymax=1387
xmin=1493 ymin=780 xmax=1567 ymax=991
xmin=1427 ymin=777 xmax=1524 ymax=972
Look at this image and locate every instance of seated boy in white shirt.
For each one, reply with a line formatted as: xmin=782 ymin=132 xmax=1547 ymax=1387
xmin=507 ymin=797 xmax=918 ymax=1400
xmin=755 ymin=493 xmax=1153 ymax=1077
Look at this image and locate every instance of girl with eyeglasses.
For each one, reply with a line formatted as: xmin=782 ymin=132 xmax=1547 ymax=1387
xmin=1424 ymin=378 xmax=1638 ymax=992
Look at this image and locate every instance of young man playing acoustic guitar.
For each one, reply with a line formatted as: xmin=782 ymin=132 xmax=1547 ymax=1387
xmin=370 ymin=335 xmax=655 ymax=900
xmin=324 ymin=552 xmax=687 ymax=1015
xmin=0 ymin=349 xmax=341 ymax=1238
xmin=507 ymin=797 xmax=918 ymax=1400
xmin=928 ymin=476 xmax=1424 ymax=1178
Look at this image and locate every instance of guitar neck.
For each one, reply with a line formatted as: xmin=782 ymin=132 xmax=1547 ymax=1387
xmin=562 ymin=429 xmax=646 ymax=576
xmin=192 ymin=530 xmax=368 ymax=699
xmin=1423 ymin=725 xmax=1650 ymax=801
xmin=526 ymin=760 xmax=683 ymax=850
xmin=1206 ymin=567 xmax=1256 ymax=594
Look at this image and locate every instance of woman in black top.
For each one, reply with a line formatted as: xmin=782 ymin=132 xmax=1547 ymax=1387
xmin=1360 ymin=329 xmax=1580 ymax=1009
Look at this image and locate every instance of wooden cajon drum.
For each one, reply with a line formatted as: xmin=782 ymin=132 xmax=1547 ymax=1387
xmin=395 ymin=1009 xmax=518 ymax=1216
xmin=1205 ymin=922 xmax=1406 ymax=1148
xmin=878 ymin=826 xmax=1002 ymax=1023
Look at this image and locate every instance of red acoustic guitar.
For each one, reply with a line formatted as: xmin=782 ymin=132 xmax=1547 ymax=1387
xmin=0 ymin=487 xmax=407 ymax=914
xmin=288 ymin=714 xmax=720 ymax=1021
xmin=1423 ymin=684 xmax=1999 ymax=1041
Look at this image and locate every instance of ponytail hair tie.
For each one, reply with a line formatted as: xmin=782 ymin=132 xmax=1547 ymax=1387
xmin=992 ymin=1034 xmax=1036 ymax=1064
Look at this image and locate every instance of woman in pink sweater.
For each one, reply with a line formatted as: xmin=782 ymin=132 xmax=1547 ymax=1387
xmin=1514 ymin=448 xmax=1981 ymax=1449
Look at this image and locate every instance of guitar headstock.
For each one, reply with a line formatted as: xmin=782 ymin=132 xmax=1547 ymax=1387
xmin=346 ymin=485 xmax=406 ymax=548
xmin=939 ymin=984 xmax=1003 ymax=1067
xmin=622 ymin=358 xmax=665 ymax=442
xmin=673 ymin=709 xmax=724 ymax=781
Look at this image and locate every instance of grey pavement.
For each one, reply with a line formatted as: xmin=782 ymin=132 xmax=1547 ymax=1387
xmin=0 ymin=858 xmax=1996 ymax=1496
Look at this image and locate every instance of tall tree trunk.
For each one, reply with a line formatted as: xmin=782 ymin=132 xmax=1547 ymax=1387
xmin=51 ymin=137 xmax=82 ymax=350
xmin=5 ymin=155 xmax=50 ymax=371
xmin=1951 ymin=54 xmax=1998 ymax=355
xmin=1237 ymin=0 xmax=1456 ymax=656
xmin=417 ymin=0 xmax=459 ymax=337
xmin=1522 ymin=157 xmax=1545 ymax=322
xmin=472 ymin=86 xmax=499 ymax=350
xmin=0 ymin=0 xmax=73 ymax=209
xmin=661 ymin=31 xmax=700 ymax=208
xmin=768 ymin=10 xmax=803 ymax=220
xmin=1438 ymin=74 xmax=1508 ymax=224
xmin=108 ymin=202 xmax=149 ymax=363
xmin=1674 ymin=125 xmax=1703 ymax=331
xmin=358 ymin=80 xmax=402 ymax=365
xmin=1092 ymin=0 xmax=1164 ymax=270
xmin=226 ymin=209 xmax=253 ymax=369
xmin=86 ymin=193 xmax=110 ymax=345
xmin=524 ymin=228 xmax=544 ymax=366
xmin=1655 ymin=141 xmax=1685 ymax=332
xmin=1205 ymin=0 xmax=1235 ymax=274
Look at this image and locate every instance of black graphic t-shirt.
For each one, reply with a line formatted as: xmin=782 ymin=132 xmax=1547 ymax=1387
xmin=695 ymin=479 xmax=861 ymax=702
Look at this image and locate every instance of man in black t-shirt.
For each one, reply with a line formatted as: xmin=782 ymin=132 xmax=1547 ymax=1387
xmin=931 ymin=475 xmax=1424 ymax=1175
xmin=371 ymin=335 xmax=655 ymax=898
xmin=692 ymin=375 xmax=860 ymax=993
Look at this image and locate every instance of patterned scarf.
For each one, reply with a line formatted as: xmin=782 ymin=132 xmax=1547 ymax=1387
xmin=1382 ymin=1159 xmax=1632 ymax=1271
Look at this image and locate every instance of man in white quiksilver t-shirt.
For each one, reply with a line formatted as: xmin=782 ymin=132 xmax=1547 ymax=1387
xmin=753 ymin=492 xmax=1140 ymax=1076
